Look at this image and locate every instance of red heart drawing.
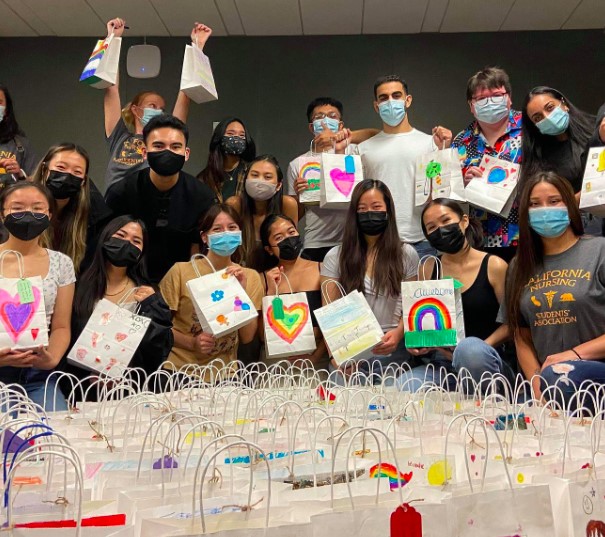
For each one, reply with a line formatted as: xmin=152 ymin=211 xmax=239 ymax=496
xmin=329 ymin=168 xmax=355 ymax=197
xmin=115 ymin=332 xmax=127 ymax=343
xmin=31 ymin=328 xmax=39 ymax=340
xmin=470 ymin=454 xmax=476 ymax=462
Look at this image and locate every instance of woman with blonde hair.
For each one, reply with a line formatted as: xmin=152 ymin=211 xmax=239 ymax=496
xmin=31 ymin=143 xmax=112 ymax=274
xmin=101 ymin=17 xmax=212 ymax=187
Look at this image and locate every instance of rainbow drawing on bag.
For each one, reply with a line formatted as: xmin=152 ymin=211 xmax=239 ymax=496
xmin=369 ymin=463 xmax=412 ymax=490
xmin=407 ymin=297 xmax=452 ymax=331
xmin=267 ymin=302 xmax=309 ymax=344
xmin=79 ymin=39 xmax=109 ymax=83
xmin=301 ymin=161 xmax=321 ymax=190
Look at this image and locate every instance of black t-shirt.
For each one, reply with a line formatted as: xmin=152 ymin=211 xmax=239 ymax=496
xmin=540 ymin=137 xmax=589 ymax=193
xmin=105 ymin=169 xmax=217 ymax=283
xmin=221 ymin=160 xmax=247 ymax=200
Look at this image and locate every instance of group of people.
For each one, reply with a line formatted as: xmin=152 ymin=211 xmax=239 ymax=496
xmin=1 ymin=17 xmax=605 ymax=411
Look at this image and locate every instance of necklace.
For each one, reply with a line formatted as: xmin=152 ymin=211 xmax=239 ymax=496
xmin=105 ymin=280 xmax=131 ymax=297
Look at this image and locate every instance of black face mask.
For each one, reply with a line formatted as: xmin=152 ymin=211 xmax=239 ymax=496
xmin=277 ymin=235 xmax=303 ymax=261
xmin=147 ymin=149 xmax=185 ymax=177
xmin=45 ymin=170 xmax=83 ymax=200
xmin=426 ymin=223 xmax=466 ymax=254
xmin=357 ymin=211 xmax=388 ymax=236
xmin=3 ymin=213 xmax=50 ymax=241
xmin=220 ymin=135 xmax=247 ymax=156
xmin=102 ymin=237 xmax=142 ymax=267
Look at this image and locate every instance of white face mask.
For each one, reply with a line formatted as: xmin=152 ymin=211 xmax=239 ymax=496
xmin=245 ymin=179 xmax=277 ymax=201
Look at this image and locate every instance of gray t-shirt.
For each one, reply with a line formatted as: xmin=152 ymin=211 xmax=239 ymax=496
xmin=321 ymin=243 xmax=419 ymax=330
xmin=0 ymin=136 xmax=37 ymax=182
xmin=518 ymin=237 xmax=605 ymax=363
xmin=286 ymin=150 xmax=349 ymax=249
xmin=105 ymin=118 xmax=147 ymax=187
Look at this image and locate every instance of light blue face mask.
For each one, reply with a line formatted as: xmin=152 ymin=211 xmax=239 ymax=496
xmin=529 ymin=207 xmax=570 ymax=238
xmin=0 ymin=105 xmax=5 ymax=123
xmin=140 ymin=107 xmax=163 ymax=126
xmin=535 ymin=106 xmax=570 ymax=136
xmin=378 ymin=100 xmax=406 ymax=127
xmin=208 ymin=230 xmax=242 ymax=257
xmin=473 ymin=99 xmax=509 ymax=124
xmin=312 ymin=117 xmax=340 ymax=136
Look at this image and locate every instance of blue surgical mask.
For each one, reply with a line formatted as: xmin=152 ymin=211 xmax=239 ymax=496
xmin=529 ymin=207 xmax=570 ymax=238
xmin=140 ymin=107 xmax=163 ymax=126
xmin=0 ymin=105 xmax=5 ymax=123
xmin=207 ymin=230 xmax=242 ymax=257
xmin=378 ymin=100 xmax=406 ymax=127
xmin=312 ymin=117 xmax=340 ymax=135
xmin=473 ymin=100 xmax=510 ymax=125
xmin=535 ymin=106 xmax=570 ymax=136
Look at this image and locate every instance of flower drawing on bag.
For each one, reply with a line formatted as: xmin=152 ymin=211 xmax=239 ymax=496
xmin=211 ymin=290 xmax=224 ymax=302
xmin=233 ymin=296 xmax=250 ymax=311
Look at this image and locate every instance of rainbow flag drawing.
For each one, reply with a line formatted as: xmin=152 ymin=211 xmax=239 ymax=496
xmin=369 ymin=463 xmax=412 ymax=490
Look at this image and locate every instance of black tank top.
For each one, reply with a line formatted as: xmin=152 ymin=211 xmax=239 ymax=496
xmin=432 ymin=255 xmax=500 ymax=341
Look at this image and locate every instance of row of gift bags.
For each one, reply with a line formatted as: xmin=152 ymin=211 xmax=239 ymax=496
xmin=79 ymin=34 xmax=218 ymax=103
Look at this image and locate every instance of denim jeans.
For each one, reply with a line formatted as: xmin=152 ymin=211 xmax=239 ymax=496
xmin=26 ymin=379 xmax=68 ymax=411
xmin=396 ymin=337 xmax=514 ymax=393
xmin=411 ymin=240 xmax=437 ymax=260
xmin=541 ymin=359 xmax=605 ymax=412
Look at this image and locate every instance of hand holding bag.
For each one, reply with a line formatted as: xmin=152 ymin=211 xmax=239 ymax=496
xmin=79 ymin=33 xmax=122 ymax=89
xmin=179 ymin=38 xmax=218 ymax=104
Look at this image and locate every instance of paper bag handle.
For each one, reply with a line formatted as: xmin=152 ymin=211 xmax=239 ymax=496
xmin=416 ymin=254 xmax=442 ymax=281
xmin=0 ymin=249 xmax=25 ymax=279
xmin=190 ymin=254 xmax=216 ymax=277
xmin=270 ymin=271 xmax=294 ymax=297
xmin=320 ymin=278 xmax=346 ymax=304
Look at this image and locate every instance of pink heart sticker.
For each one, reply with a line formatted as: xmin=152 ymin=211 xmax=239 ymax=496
xmin=329 ymin=168 xmax=355 ymax=197
xmin=0 ymin=287 xmax=41 ymax=344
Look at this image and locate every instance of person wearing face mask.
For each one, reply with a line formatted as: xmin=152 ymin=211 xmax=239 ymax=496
xmin=31 ymin=143 xmax=113 ymax=275
xmin=197 ymin=117 xmax=257 ymax=202
xmin=101 ymin=18 xmax=213 ymax=187
xmin=260 ymin=214 xmax=327 ymax=367
xmin=286 ymin=97 xmax=379 ymax=262
xmin=321 ymin=180 xmax=419 ymax=383
xmin=105 ymin=115 xmax=216 ymax=284
xmin=61 ymin=216 xmax=173 ymax=396
xmin=505 ymin=171 xmax=605 ymax=410
xmin=226 ymin=155 xmax=298 ymax=271
xmin=357 ymin=76 xmax=452 ymax=259
xmin=0 ymin=183 xmax=75 ymax=410
xmin=159 ymin=204 xmax=263 ymax=372
xmin=395 ymin=198 xmax=512 ymax=393
xmin=451 ymin=67 xmax=522 ymax=262
xmin=521 ymin=87 xmax=595 ymax=196
xmin=0 ymin=84 xmax=37 ymax=186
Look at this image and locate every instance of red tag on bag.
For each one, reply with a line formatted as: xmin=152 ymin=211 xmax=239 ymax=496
xmin=15 ymin=514 xmax=126 ymax=528
xmin=391 ymin=503 xmax=422 ymax=537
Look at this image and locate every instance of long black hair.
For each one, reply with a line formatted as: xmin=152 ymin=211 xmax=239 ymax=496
xmin=0 ymin=85 xmax=25 ymax=144
xmin=520 ymin=86 xmax=595 ymax=188
xmin=197 ymin=117 xmax=256 ymax=199
xmin=74 ymin=215 xmax=150 ymax=321
xmin=339 ymin=179 xmax=403 ymax=297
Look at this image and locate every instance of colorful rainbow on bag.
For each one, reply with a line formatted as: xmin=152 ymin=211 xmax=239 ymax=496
xmin=80 ymin=39 xmax=109 ymax=83
xmin=407 ymin=297 xmax=452 ymax=332
xmin=267 ymin=302 xmax=309 ymax=344
xmin=301 ymin=161 xmax=321 ymax=190
xmin=369 ymin=463 xmax=412 ymax=490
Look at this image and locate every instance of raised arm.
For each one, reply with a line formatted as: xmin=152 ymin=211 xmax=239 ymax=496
xmin=103 ymin=18 xmax=126 ymax=137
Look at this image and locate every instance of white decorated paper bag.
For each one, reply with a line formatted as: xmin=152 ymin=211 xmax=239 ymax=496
xmin=262 ymin=275 xmax=316 ymax=359
xmin=319 ymin=152 xmax=363 ymax=209
xmin=314 ymin=280 xmax=383 ymax=366
xmin=67 ymin=291 xmax=151 ymax=378
xmin=297 ymin=155 xmax=322 ymax=205
xmin=186 ymin=255 xmax=257 ymax=338
xmin=415 ymin=147 xmax=466 ymax=206
xmin=464 ymin=154 xmax=519 ymax=217
xmin=580 ymin=146 xmax=605 ymax=217
xmin=179 ymin=43 xmax=218 ymax=104
xmin=79 ymin=34 xmax=122 ymax=89
xmin=0 ymin=250 xmax=48 ymax=350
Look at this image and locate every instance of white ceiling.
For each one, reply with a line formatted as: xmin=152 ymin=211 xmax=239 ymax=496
xmin=0 ymin=0 xmax=603 ymax=37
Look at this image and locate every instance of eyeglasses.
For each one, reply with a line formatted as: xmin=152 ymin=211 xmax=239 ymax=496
xmin=4 ymin=209 xmax=49 ymax=219
xmin=472 ymin=94 xmax=508 ymax=106
xmin=311 ymin=112 xmax=341 ymax=121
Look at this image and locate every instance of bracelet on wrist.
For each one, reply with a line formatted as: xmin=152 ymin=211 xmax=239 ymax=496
xmin=570 ymin=347 xmax=583 ymax=361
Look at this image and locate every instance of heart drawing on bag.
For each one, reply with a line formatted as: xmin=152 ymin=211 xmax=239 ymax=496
xmin=0 ymin=287 xmax=41 ymax=344
xmin=329 ymin=168 xmax=355 ymax=197
xmin=267 ymin=302 xmax=309 ymax=344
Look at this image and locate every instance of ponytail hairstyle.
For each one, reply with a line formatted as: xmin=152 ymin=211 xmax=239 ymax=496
xmin=30 ymin=143 xmax=91 ymax=272
xmin=421 ymin=198 xmax=484 ymax=249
